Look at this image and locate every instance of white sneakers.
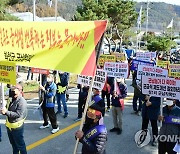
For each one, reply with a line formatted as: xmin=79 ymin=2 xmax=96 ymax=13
xmin=39 ymin=124 xmax=59 ymax=134
xmin=39 ymin=124 xmax=50 ymax=129
xmin=51 ymin=127 xmax=59 ymax=134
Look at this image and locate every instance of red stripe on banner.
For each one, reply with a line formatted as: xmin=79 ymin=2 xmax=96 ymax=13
xmin=81 ymin=20 xmax=107 ymax=76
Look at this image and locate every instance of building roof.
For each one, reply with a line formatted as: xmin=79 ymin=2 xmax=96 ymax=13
xmin=12 ymin=12 xmax=66 ymax=22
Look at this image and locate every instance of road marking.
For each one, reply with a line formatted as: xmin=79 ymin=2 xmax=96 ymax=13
xmin=26 ymin=121 xmax=81 ymax=151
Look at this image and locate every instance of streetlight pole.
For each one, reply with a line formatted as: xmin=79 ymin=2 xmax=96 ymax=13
xmin=33 ymin=0 xmax=36 ymax=21
xmin=55 ymin=0 xmax=58 ymax=21
xmin=145 ymin=0 xmax=150 ymax=37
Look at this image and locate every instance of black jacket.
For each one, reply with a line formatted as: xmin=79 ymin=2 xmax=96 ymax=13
xmin=80 ymin=123 xmax=107 ymax=154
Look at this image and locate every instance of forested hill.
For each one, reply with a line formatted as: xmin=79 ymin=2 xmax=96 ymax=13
xmin=12 ymin=0 xmax=180 ymax=30
xmin=136 ymin=2 xmax=180 ymax=31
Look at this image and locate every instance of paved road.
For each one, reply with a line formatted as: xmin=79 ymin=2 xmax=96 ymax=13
xmin=0 ymin=79 xmax=158 ymax=154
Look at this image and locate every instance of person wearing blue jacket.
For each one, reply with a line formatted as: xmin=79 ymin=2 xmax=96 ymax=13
xmin=141 ymin=95 xmax=161 ymax=146
xmin=39 ymin=74 xmax=59 ymax=134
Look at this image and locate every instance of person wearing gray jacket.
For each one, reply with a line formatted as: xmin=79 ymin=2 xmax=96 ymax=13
xmin=1 ymin=84 xmax=27 ymax=154
xmin=158 ymin=100 xmax=180 ymax=154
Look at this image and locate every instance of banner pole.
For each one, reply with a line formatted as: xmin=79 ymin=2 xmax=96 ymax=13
xmin=73 ymin=33 xmax=105 ymax=154
xmin=0 ymin=83 xmax=5 ymax=109
xmin=160 ymin=97 xmax=163 ymax=127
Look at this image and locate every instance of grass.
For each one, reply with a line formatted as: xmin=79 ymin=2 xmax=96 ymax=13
xmin=22 ymin=81 xmax=39 ymax=92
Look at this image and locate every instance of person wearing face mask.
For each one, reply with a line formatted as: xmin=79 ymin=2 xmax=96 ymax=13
xmin=39 ymin=74 xmax=59 ymax=134
xmin=158 ymin=99 xmax=180 ymax=154
xmin=141 ymin=95 xmax=161 ymax=146
xmin=75 ymin=103 xmax=107 ymax=154
xmin=1 ymin=84 xmax=27 ymax=154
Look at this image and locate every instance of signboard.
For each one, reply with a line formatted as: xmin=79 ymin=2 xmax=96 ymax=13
xmin=131 ymin=59 xmax=155 ymax=71
xmin=111 ymin=52 xmax=126 ymax=62
xmin=77 ymin=69 xmax=106 ymax=90
xmin=136 ymin=52 xmax=156 ymax=61
xmin=137 ymin=65 xmax=168 ymax=80
xmin=142 ymin=76 xmax=180 ymax=100
xmin=98 ymin=54 xmax=116 ymax=67
xmin=104 ymin=62 xmax=129 ymax=78
xmin=168 ymin=64 xmax=180 ymax=78
xmin=31 ymin=68 xmax=49 ymax=75
xmin=156 ymin=60 xmax=169 ymax=69
xmin=0 ymin=61 xmax=16 ymax=85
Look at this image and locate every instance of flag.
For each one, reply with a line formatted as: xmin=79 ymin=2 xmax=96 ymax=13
xmin=167 ymin=18 xmax=173 ymax=28
xmin=48 ymin=0 xmax=52 ymax=7
xmin=137 ymin=6 xmax=142 ymax=25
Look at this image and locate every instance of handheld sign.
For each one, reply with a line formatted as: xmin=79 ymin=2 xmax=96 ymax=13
xmin=104 ymin=62 xmax=129 ymax=78
xmin=77 ymin=69 xmax=106 ymax=90
xmin=142 ymin=76 xmax=180 ymax=100
xmin=31 ymin=67 xmax=49 ymax=75
xmin=137 ymin=65 xmax=168 ymax=80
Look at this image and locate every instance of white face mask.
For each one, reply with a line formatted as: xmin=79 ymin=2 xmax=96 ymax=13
xmin=47 ymin=78 xmax=52 ymax=83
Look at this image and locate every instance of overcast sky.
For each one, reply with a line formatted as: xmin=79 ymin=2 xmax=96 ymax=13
xmin=134 ymin=0 xmax=180 ymax=6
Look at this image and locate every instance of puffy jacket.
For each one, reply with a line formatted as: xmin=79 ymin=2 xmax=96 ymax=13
xmin=159 ymin=105 xmax=180 ymax=142
xmin=141 ymin=96 xmax=161 ymax=120
xmin=111 ymin=82 xmax=127 ymax=99
xmin=44 ymin=82 xmax=57 ymax=108
xmin=80 ymin=123 xmax=107 ymax=154
xmin=6 ymin=96 xmax=27 ymax=123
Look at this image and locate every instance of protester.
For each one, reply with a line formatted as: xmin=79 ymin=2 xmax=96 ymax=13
xmin=92 ymin=88 xmax=105 ymax=117
xmin=131 ymin=71 xmax=142 ymax=116
xmin=26 ymin=67 xmax=33 ymax=80
xmin=110 ymin=78 xmax=127 ymax=135
xmin=1 ymin=84 xmax=27 ymax=154
xmin=158 ymin=100 xmax=180 ymax=154
xmin=141 ymin=95 xmax=161 ymax=146
xmin=75 ymin=103 xmax=107 ymax=154
xmin=39 ymin=74 xmax=59 ymax=134
xmin=101 ymin=77 xmax=111 ymax=112
xmin=74 ymin=84 xmax=89 ymax=122
xmin=56 ymin=72 xmax=69 ymax=118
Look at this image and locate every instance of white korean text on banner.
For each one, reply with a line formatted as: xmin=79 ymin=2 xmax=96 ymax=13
xmin=137 ymin=65 xmax=168 ymax=80
xmin=142 ymin=76 xmax=180 ymax=100
xmin=104 ymin=62 xmax=129 ymax=78
xmin=77 ymin=69 xmax=106 ymax=90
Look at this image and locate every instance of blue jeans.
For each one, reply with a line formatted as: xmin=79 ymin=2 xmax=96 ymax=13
xmin=7 ymin=125 xmax=27 ymax=154
xmin=56 ymin=93 xmax=68 ymax=115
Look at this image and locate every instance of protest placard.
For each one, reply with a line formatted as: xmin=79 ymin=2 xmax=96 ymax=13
xmin=168 ymin=64 xmax=180 ymax=78
xmin=77 ymin=69 xmax=106 ymax=90
xmin=0 ymin=61 xmax=16 ymax=85
xmin=31 ymin=68 xmax=49 ymax=75
xmin=137 ymin=65 xmax=168 ymax=80
xmin=131 ymin=59 xmax=155 ymax=71
xmin=136 ymin=52 xmax=156 ymax=61
xmin=111 ymin=52 xmax=126 ymax=62
xmin=98 ymin=54 xmax=116 ymax=67
xmin=156 ymin=60 xmax=169 ymax=69
xmin=142 ymin=76 xmax=180 ymax=100
xmin=104 ymin=62 xmax=129 ymax=78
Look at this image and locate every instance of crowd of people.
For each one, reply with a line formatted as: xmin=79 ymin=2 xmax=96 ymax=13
xmin=0 ymin=65 xmax=179 ymax=154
